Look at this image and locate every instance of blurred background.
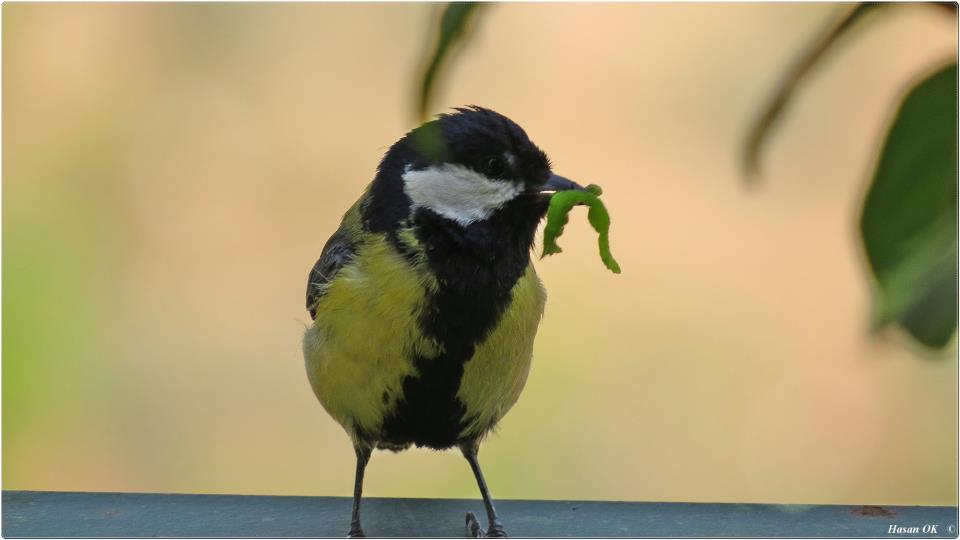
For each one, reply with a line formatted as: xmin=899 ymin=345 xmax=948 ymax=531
xmin=3 ymin=3 xmax=957 ymax=506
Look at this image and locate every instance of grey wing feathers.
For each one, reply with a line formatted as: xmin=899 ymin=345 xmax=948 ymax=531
xmin=306 ymin=227 xmax=355 ymax=319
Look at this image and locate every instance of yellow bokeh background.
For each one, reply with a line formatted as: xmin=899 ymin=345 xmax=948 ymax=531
xmin=4 ymin=3 xmax=957 ymax=506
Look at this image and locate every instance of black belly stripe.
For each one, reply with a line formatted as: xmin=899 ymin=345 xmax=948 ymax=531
xmin=380 ymin=285 xmax=515 ymax=449
xmin=379 ymin=207 xmax=538 ymax=449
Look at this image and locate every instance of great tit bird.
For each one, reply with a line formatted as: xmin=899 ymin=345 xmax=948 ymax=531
xmin=303 ymin=106 xmax=585 ymax=538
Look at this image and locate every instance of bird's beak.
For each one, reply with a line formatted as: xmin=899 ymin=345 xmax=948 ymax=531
xmin=537 ymin=174 xmax=586 ymax=196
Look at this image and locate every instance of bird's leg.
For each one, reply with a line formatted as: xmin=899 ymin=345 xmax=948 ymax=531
xmin=348 ymin=443 xmax=372 ymax=538
xmin=460 ymin=441 xmax=507 ymax=538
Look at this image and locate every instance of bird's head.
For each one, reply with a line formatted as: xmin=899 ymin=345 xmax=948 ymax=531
xmin=364 ymin=106 xmax=584 ymax=247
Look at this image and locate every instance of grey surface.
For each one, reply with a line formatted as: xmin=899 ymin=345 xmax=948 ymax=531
xmin=2 ymin=491 xmax=957 ymax=538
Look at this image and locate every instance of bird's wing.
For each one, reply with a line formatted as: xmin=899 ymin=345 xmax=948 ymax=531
xmin=306 ymin=226 xmax=355 ymax=320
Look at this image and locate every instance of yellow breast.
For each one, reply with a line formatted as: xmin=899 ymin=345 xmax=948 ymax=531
xmin=304 ymin=231 xmax=546 ymax=444
xmin=457 ymin=264 xmax=546 ymax=439
xmin=302 ymin=235 xmax=440 ymax=441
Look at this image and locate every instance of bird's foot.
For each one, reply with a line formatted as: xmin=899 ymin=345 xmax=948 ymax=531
xmin=347 ymin=524 xmax=365 ymax=538
xmin=465 ymin=512 xmax=508 ymax=538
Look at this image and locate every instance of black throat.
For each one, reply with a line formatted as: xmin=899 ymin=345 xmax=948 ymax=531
xmin=378 ymin=197 xmax=547 ymax=448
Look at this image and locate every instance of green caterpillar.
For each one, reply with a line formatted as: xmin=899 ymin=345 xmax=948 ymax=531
xmin=541 ymin=184 xmax=621 ymax=274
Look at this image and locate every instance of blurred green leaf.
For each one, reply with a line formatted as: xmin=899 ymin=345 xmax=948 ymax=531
xmin=409 ymin=120 xmax=450 ymax=162
xmin=860 ymin=63 xmax=958 ymax=349
xmin=416 ymin=2 xmax=483 ymax=122
xmin=743 ymin=3 xmax=883 ymax=179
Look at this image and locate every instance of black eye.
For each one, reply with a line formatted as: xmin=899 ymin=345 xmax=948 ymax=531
xmin=481 ymin=156 xmax=507 ymax=178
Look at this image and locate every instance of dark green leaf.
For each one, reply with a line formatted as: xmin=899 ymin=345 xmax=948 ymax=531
xmin=416 ymin=3 xmax=483 ymax=122
xmin=861 ymin=63 xmax=958 ymax=349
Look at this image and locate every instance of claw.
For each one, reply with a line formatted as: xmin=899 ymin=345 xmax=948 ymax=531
xmin=465 ymin=512 xmax=508 ymax=538
xmin=486 ymin=524 xmax=508 ymax=538
xmin=466 ymin=512 xmax=483 ymax=538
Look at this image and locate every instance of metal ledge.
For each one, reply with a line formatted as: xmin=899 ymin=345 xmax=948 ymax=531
xmin=2 ymin=491 xmax=957 ymax=538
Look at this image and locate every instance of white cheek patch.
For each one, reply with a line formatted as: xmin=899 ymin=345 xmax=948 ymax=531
xmin=402 ymin=164 xmax=523 ymax=226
